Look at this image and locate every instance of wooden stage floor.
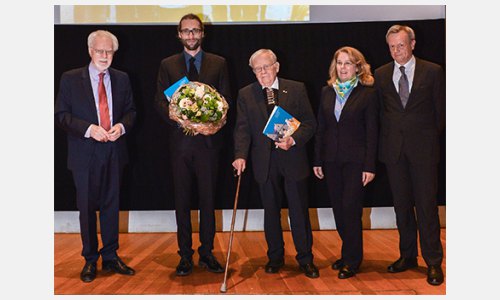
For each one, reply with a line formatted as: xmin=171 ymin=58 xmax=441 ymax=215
xmin=54 ymin=229 xmax=446 ymax=295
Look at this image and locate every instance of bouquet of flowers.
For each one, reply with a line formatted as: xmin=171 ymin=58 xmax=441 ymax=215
xmin=169 ymin=81 xmax=229 ymax=136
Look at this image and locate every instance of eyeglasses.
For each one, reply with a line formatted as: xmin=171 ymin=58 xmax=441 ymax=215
xmin=179 ymin=28 xmax=202 ymax=36
xmin=92 ymin=48 xmax=114 ymax=56
xmin=252 ymin=62 xmax=276 ymax=74
xmin=336 ymin=61 xmax=355 ymax=68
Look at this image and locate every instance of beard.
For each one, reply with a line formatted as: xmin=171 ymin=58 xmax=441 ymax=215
xmin=180 ymin=37 xmax=203 ymax=51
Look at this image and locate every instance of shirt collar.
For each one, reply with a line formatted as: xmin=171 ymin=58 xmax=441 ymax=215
xmin=88 ymin=63 xmax=108 ymax=80
xmin=183 ymin=50 xmax=203 ymax=63
xmin=261 ymin=77 xmax=279 ymax=90
xmin=394 ymin=55 xmax=416 ymax=71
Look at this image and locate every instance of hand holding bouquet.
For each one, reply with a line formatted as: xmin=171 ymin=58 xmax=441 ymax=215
xmin=169 ymin=81 xmax=228 ymax=136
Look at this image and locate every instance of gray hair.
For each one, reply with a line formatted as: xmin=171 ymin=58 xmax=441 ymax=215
xmin=248 ymin=49 xmax=277 ymax=67
xmin=87 ymin=30 xmax=119 ymax=51
xmin=385 ymin=25 xmax=415 ymax=43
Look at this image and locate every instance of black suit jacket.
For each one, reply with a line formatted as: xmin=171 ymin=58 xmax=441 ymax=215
xmin=154 ymin=51 xmax=231 ymax=149
xmin=234 ymin=78 xmax=316 ymax=183
xmin=55 ymin=66 xmax=136 ymax=170
xmin=313 ymin=84 xmax=378 ymax=173
xmin=374 ymin=57 xmax=445 ymax=164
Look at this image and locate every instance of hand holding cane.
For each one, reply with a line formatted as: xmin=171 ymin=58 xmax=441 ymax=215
xmin=220 ymin=172 xmax=242 ymax=293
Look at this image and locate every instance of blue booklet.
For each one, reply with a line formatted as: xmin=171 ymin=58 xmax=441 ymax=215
xmin=164 ymin=76 xmax=189 ymax=101
xmin=262 ymin=106 xmax=301 ymax=141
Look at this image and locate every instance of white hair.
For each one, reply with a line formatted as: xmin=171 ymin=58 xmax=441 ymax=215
xmin=248 ymin=49 xmax=277 ymax=67
xmin=87 ymin=30 xmax=119 ymax=51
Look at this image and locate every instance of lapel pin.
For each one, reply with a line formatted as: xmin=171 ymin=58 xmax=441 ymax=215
xmin=282 ymin=90 xmax=288 ymax=94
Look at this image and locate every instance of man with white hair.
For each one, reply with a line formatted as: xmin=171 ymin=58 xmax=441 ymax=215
xmin=232 ymin=49 xmax=319 ymax=278
xmin=55 ymin=30 xmax=136 ymax=282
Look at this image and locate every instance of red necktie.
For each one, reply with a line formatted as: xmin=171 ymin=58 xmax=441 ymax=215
xmin=98 ymin=72 xmax=111 ymax=130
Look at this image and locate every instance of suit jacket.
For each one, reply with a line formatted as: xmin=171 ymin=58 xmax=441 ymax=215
xmin=234 ymin=78 xmax=316 ymax=183
xmin=154 ymin=51 xmax=231 ymax=150
xmin=55 ymin=66 xmax=136 ymax=170
xmin=313 ymin=84 xmax=378 ymax=173
xmin=374 ymin=58 xmax=445 ymax=165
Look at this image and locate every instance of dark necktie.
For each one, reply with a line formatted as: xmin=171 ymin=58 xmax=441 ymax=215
xmin=188 ymin=57 xmax=199 ymax=81
xmin=398 ymin=66 xmax=409 ymax=108
xmin=98 ymin=72 xmax=111 ymax=130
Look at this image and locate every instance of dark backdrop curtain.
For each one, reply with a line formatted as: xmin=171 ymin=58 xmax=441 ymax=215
xmin=54 ymin=19 xmax=445 ymax=211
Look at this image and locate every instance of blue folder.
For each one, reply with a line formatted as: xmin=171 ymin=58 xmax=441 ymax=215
xmin=164 ymin=76 xmax=189 ymax=101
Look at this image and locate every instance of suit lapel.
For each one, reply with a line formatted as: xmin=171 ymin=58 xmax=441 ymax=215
xmin=176 ymin=53 xmax=188 ymax=80
xmin=384 ymin=62 xmax=405 ymax=111
xmin=407 ymin=58 xmax=424 ymax=108
xmin=277 ymin=78 xmax=289 ymax=109
xmin=109 ymin=68 xmax=118 ymax=123
xmin=199 ymin=52 xmax=209 ymax=82
xmin=81 ymin=67 xmax=98 ymax=120
xmin=323 ymin=87 xmax=338 ymax=125
xmin=339 ymin=85 xmax=361 ymax=122
xmin=252 ymin=83 xmax=268 ymax=120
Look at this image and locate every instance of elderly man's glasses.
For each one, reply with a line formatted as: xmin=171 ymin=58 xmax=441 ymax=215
xmin=92 ymin=48 xmax=114 ymax=56
xmin=252 ymin=62 xmax=276 ymax=74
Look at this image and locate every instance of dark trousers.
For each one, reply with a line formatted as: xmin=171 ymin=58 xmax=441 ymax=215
xmin=72 ymin=143 xmax=121 ymax=263
xmin=385 ymin=152 xmax=443 ymax=267
xmin=258 ymin=151 xmax=313 ymax=265
xmin=323 ymin=161 xmax=364 ymax=269
xmin=172 ymin=146 xmax=219 ymax=259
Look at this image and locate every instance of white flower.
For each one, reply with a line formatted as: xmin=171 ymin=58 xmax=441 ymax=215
xmin=195 ymin=86 xmax=205 ymax=99
xmin=217 ymin=101 xmax=223 ymax=111
xmin=179 ymin=98 xmax=193 ymax=109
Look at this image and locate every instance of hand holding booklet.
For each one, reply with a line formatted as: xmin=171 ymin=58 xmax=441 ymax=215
xmin=164 ymin=76 xmax=190 ymax=101
xmin=262 ymin=106 xmax=300 ymax=141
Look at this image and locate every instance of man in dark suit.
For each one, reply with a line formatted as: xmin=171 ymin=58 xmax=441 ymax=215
xmin=232 ymin=49 xmax=319 ymax=278
xmin=374 ymin=25 xmax=445 ymax=286
xmin=154 ymin=13 xmax=231 ymax=276
xmin=55 ymin=30 xmax=136 ymax=283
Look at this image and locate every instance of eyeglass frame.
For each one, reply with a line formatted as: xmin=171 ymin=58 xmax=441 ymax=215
xmin=179 ymin=28 xmax=203 ymax=36
xmin=92 ymin=48 xmax=115 ymax=56
xmin=252 ymin=61 xmax=277 ymax=74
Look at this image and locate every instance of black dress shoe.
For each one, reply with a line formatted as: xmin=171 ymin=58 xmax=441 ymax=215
xmin=199 ymin=255 xmax=224 ymax=273
xmin=427 ymin=265 xmax=444 ymax=286
xmin=387 ymin=257 xmax=418 ymax=273
xmin=332 ymin=259 xmax=344 ymax=270
xmin=338 ymin=265 xmax=357 ymax=279
xmin=102 ymin=257 xmax=135 ymax=275
xmin=265 ymin=258 xmax=284 ymax=273
xmin=80 ymin=262 xmax=97 ymax=283
xmin=176 ymin=257 xmax=193 ymax=276
xmin=299 ymin=263 xmax=320 ymax=278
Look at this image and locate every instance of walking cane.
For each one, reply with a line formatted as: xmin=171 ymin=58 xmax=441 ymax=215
xmin=220 ymin=173 xmax=242 ymax=293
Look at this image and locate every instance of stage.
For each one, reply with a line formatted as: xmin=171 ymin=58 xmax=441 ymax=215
xmin=54 ymin=229 xmax=446 ymax=295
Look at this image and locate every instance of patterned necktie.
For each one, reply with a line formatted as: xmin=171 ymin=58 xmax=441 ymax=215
xmin=265 ymin=87 xmax=277 ymax=115
xmin=188 ymin=57 xmax=199 ymax=81
xmin=266 ymin=87 xmax=275 ymax=106
xmin=98 ymin=72 xmax=111 ymax=130
xmin=398 ymin=66 xmax=409 ymax=108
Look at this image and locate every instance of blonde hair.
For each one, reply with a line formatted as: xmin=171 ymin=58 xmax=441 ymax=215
xmin=327 ymin=46 xmax=374 ymax=87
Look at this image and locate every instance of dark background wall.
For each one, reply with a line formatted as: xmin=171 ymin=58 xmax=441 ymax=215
xmin=54 ymin=19 xmax=445 ymax=211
